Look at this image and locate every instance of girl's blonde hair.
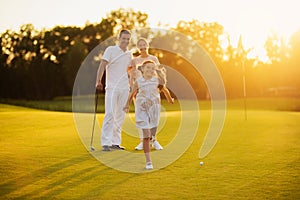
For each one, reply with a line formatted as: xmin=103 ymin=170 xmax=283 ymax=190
xmin=139 ymin=60 xmax=155 ymax=72
xmin=140 ymin=61 xmax=167 ymax=85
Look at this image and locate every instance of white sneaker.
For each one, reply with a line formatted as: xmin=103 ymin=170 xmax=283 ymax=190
xmin=135 ymin=142 xmax=143 ymax=150
xmin=145 ymin=162 xmax=153 ymax=170
xmin=153 ymin=141 xmax=163 ymax=150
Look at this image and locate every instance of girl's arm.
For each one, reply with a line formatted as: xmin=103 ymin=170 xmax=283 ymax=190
xmin=156 ymin=67 xmax=174 ymax=104
xmin=123 ymin=83 xmax=138 ymax=112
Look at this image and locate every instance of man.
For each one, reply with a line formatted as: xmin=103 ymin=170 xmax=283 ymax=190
xmin=95 ymin=29 xmax=132 ymax=151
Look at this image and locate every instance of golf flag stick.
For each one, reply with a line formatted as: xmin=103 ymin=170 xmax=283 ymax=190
xmin=237 ymin=35 xmax=248 ymax=120
xmin=242 ymin=59 xmax=247 ymax=120
xmin=90 ymin=89 xmax=99 ymax=151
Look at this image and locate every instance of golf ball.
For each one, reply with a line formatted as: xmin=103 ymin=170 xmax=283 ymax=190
xmin=200 ymin=161 xmax=204 ymax=166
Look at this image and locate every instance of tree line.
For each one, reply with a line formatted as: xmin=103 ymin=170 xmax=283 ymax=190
xmin=0 ymin=8 xmax=299 ymax=100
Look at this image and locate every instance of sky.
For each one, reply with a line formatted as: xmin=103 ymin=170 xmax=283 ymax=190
xmin=0 ymin=0 xmax=299 ymax=60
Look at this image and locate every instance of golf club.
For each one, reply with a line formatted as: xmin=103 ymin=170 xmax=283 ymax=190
xmin=90 ymin=89 xmax=99 ymax=151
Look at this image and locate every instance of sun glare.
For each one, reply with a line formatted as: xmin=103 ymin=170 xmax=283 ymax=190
xmin=0 ymin=0 xmax=299 ymax=62
xmin=145 ymin=0 xmax=299 ymax=62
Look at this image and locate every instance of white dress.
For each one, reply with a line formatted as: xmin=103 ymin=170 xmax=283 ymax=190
xmin=135 ymin=77 xmax=161 ymax=129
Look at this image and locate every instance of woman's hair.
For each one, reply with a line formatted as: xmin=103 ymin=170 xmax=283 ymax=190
xmin=137 ymin=37 xmax=149 ymax=46
xmin=156 ymin=64 xmax=167 ymax=85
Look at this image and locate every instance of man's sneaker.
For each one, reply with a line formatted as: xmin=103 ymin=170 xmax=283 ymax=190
xmin=111 ymin=145 xmax=125 ymax=150
xmin=145 ymin=162 xmax=153 ymax=170
xmin=153 ymin=141 xmax=163 ymax=150
xmin=135 ymin=142 xmax=143 ymax=150
xmin=102 ymin=145 xmax=111 ymax=151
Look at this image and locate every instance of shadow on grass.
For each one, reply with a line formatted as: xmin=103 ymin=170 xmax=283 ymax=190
xmin=0 ymin=154 xmax=91 ymax=197
xmin=1 ymin=153 xmax=139 ymax=199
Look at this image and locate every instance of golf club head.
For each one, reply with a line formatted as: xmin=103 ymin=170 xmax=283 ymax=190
xmin=90 ymin=146 xmax=95 ymax=152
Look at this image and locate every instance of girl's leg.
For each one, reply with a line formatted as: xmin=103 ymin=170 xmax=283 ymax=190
xmin=150 ymin=127 xmax=157 ymax=141
xmin=142 ymin=129 xmax=151 ymax=164
xmin=133 ymin=97 xmax=144 ymax=150
xmin=134 ymin=129 xmax=144 ymax=150
xmin=151 ymin=127 xmax=163 ymax=150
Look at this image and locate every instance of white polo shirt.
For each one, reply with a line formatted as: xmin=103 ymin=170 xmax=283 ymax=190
xmin=102 ymin=45 xmax=132 ymax=90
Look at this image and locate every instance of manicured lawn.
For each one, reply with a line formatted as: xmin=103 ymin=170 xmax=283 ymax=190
xmin=0 ymin=101 xmax=299 ymax=199
xmin=1 ymin=97 xmax=300 ymax=112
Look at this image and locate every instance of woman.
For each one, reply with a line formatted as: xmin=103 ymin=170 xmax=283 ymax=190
xmin=129 ymin=38 xmax=174 ymax=150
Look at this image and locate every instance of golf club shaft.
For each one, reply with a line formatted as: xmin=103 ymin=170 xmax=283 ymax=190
xmin=90 ymin=89 xmax=99 ymax=149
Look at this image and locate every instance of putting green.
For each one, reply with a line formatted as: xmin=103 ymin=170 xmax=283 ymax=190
xmin=0 ymin=103 xmax=299 ymax=199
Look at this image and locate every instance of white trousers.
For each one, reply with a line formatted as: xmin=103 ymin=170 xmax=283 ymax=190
xmin=101 ymin=89 xmax=129 ymax=146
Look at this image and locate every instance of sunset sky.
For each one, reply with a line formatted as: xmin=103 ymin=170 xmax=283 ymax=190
xmin=0 ymin=0 xmax=299 ymax=60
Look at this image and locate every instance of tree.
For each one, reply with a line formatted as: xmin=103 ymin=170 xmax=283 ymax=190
xmin=0 ymin=8 xmax=150 ymax=100
xmin=288 ymin=30 xmax=300 ymax=88
xmin=175 ymin=20 xmax=225 ymax=63
xmin=264 ymin=32 xmax=291 ymax=88
xmin=63 ymin=38 xmax=88 ymax=94
xmin=149 ymin=29 xmax=208 ymax=99
xmin=265 ymin=32 xmax=289 ymax=64
xmin=0 ymin=33 xmax=9 ymax=97
xmin=106 ymin=8 xmax=149 ymax=33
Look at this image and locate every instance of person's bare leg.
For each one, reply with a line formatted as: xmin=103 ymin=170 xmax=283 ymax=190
xmin=143 ymin=129 xmax=151 ymax=163
xmin=151 ymin=127 xmax=163 ymax=150
xmin=150 ymin=127 xmax=157 ymax=141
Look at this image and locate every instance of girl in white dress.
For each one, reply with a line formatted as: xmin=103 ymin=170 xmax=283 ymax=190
xmin=124 ymin=60 xmax=166 ymax=170
xmin=129 ymin=38 xmax=174 ymax=150
xmin=129 ymin=38 xmax=162 ymax=151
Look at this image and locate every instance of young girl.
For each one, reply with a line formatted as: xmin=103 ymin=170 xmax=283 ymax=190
xmin=129 ymin=38 xmax=174 ymax=150
xmin=124 ymin=61 xmax=168 ymax=170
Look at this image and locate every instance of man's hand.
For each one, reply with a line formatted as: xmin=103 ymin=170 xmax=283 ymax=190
xmin=123 ymin=105 xmax=129 ymax=113
xmin=95 ymin=81 xmax=103 ymax=91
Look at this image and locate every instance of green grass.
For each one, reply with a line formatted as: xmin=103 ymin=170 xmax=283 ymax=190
xmin=1 ymin=97 xmax=300 ymax=112
xmin=0 ymin=102 xmax=300 ymax=199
